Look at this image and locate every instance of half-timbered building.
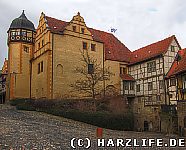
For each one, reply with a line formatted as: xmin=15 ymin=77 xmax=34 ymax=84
xmin=127 ymin=35 xmax=181 ymax=131
xmin=166 ymin=48 xmax=186 ymax=135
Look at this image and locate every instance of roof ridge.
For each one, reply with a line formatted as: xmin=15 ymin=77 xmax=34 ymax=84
xmin=45 ymin=15 xmax=69 ymax=23
xmin=88 ymin=27 xmax=131 ymax=52
xmin=88 ymin=27 xmax=113 ymax=35
xmin=132 ymin=35 xmax=175 ymax=53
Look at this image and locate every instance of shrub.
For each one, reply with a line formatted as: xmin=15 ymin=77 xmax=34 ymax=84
xmin=16 ymin=103 xmax=36 ymax=111
xmin=11 ymin=98 xmax=134 ymax=131
xmin=9 ymin=98 xmax=28 ymax=106
xmin=57 ymin=110 xmax=134 ymax=131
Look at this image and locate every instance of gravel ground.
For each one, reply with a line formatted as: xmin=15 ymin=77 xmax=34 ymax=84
xmin=0 ymin=104 xmax=185 ymax=150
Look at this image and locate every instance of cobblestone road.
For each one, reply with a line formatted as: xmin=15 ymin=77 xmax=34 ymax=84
xmin=0 ymin=104 xmax=185 ymax=150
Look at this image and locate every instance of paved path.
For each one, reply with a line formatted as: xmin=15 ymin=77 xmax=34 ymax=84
xmin=0 ymin=104 xmax=185 ymax=149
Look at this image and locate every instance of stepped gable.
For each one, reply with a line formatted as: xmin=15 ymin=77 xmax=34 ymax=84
xmin=129 ymin=35 xmax=181 ymax=65
xmin=45 ymin=15 xmax=131 ymax=62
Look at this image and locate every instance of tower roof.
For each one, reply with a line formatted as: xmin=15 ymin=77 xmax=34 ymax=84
xmin=9 ymin=10 xmax=35 ymax=31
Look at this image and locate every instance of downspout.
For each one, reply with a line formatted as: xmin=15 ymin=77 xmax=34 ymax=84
xmin=30 ymin=59 xmax=32 ymax=99
xmin=51 ymin=33 xmax=54 ymax=99
xmin=30 ymin=31 xmax=35 ymax=100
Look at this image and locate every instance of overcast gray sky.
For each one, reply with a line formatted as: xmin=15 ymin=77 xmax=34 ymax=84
xmin=1 ymin=0 xmax=186 ymax=68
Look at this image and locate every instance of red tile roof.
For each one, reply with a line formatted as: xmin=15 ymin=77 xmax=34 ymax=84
xmin=167 ymin=48 xmax=186 ymax=77
xmin=120 ymin=74 xmax=135 ymax=81
xmin=88 ymin=28 xmax=131 ymax=62
xmin=129 ymin=35 xmax=181 ymax=65
xmin=45 ymin=15 xmax=182 ymax=65
xmin=166 ymin=49 xmax=186 ymax=78
xmin=45 ymin=16 xmax=69 ymax=34
xmin=45 ymin=15 xmax=131 ymax=62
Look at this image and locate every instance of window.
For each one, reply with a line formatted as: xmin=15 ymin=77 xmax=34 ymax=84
xmin=171 ymin=45 xmax=175 ymax=52
xmin=170 ymin=78 xmax=176 ymax=86
xmin=16 ymin=31 xmax=20 ymax=35
xmin=120 ymin=67 xmax=127 ymax=74
xmin=130 ymin=82 xmax=134 ymax=90
xmin=148 ymin=96 xmax=152 ymax=101
xmin=72 ymin=26 xmax=76 ymax=32
xmin=159 ymin=80 xmax=163 ymax=89
xmin=41 ymin=61 xmax=43 ymax=72
xmin=42 ymin=39 xmax=44 ymax=46
xmin=183 ymin=75 xmax=186 ymax=89
xmin=38 ymin=61 xmax=44 ymax=74
xmin=11 ymin=31 xmax=16 ymax=36
xmin=157 ymin=95 xmax=161 ymax=101
xmin=148 ymin=96 xmax=152 ymax=102
xmin=38 ymin=42 xmax=40 ymax=49
xmin=91 ymin=44 xmax=96 ymax=51
xmin=147 ymin=61 xmax=156 ymax=73
xmin=38 ymin=63 xmax=40 ymax=74
xmin=136 ymin=84 xmax=140 ymax=92
xmin=148 ymin=82 xmax=153 ymax=91
xmin=88 ymin=64 xmax=94 ymax=74
xmin=124 ymin=81 xmax=129 ymax=90
xmin=81 ymin=28 xmax=85 ymax=34
xmin=21 ymin=31 xmax=26 ymax=36
xmin=183 ymin=81 xmax=186 ymax=89
xmin=56 ymin=64 xmax=63 ymax=76
xmin=169 ymin=94 xmax=173 ymax=98
xmin=23 ymin=46 xmax=29 ymax=53
xmin=83 ymin=42 xmax=87 ymax=50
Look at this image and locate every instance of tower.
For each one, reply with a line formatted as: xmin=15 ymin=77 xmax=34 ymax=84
xmin=7 ymin=10 xmax=36 ymax=100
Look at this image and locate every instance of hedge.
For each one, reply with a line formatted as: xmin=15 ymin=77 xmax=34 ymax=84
xmin=10 ymin=98 xmax=134 ymax=131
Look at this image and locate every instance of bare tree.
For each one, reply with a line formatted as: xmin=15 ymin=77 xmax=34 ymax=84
xmin=71 ymin=49 xmax=113 ymax=99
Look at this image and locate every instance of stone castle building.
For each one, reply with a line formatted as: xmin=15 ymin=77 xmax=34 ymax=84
xmin=5 ymin=11 xmax=185 ymax=132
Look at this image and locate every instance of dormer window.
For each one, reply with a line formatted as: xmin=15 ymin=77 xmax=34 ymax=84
xmin=73 ymin=26 xmax=76 ymax=32
xmin=81 ymin=28 xmax=85 ymax=34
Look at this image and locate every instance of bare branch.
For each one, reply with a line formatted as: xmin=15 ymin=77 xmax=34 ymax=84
xmin=70 ymin=49 xmax=113 ymax=99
